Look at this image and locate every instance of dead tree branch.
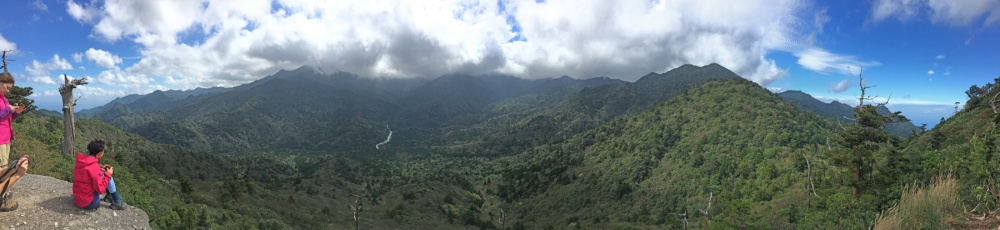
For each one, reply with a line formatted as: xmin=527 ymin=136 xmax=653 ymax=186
xmin=678 ymin=209 xmax=689 ymax=230
xmin=496 ymin=208 xmax=507 ymax=229
xmin=857 ymin=67 xmax=878 ymax=107
xmin=350 ymin=193 xmax=363 ymax=230
xmin=1 ymin=50 xmax=13 ymax=73
xmin=803 ymin=153 xmax=820 ymax=208
xmin=836 ymin=118 xmax=849 ymax=130
xmin=990 ymin=91 xmax=999 ymax=114
xmin=699 ymin=192 xmax=713 ymax=229
xmin=59 ymin=74 xmax=89 ymax=156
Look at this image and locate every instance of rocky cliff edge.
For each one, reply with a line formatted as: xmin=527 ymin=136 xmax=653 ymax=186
xmin=0 ymin=174 xmax=151 ymax=229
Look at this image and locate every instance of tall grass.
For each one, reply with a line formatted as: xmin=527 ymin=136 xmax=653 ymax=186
xmin=873 ymin=175 xmax=959 ymax=230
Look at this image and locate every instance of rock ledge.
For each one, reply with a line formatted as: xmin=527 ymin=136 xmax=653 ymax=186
xmin=0 ymin=174 xmax=151 ymax=229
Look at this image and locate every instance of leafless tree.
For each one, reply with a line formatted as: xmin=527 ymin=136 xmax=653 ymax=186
xmin=350 ymin=192 xmax=363 ymax=230
xmin=699 ymin=192 xmax=713 ymax=229
xmin=678 ymin=209 xmax=689 ymax=230
xmin=856 ymin=68 xmax=878 ymax=106
xmin=803 ymin=153 xmax=820 ymax=208
xmin=496 ymin=208 xmax=507 ymax=229
xmin=59 ymin=74 xmax=88 ymax=156
xmin=990 ymin=93 xmax=999 ymax=114
xmin=1 ymin=50 xmax=14 ymax=73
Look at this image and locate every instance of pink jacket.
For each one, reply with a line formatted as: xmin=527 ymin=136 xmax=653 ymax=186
xmin=0 ymin=96 xmax=18 ymax=145
xmin=72 ymin=152 xmax=110 ymax=208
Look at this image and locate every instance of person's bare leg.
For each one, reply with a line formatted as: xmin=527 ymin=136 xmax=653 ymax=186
xmin=0 ymin=155 xmax=25 ymax=211
xmin=0 ymin=155 xmax=28 ymax=188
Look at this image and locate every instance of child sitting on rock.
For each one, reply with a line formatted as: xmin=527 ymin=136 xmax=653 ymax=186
xmin=72 ymin=139 xmax=127 ymax=210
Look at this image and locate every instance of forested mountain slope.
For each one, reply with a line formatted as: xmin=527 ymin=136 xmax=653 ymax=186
xmin=81 ymin=66 xmax=621 ymax=153
xmin=466 ymin=63 xmax=741 ymax=156
xmin=77 ymin=86 xmax=229 ymax=119
xmin=493 ymin=77 xmax=844 ymax=228
xmin=903 ymin=77 xmax=1000 ymax=210
xmin=16 ymin=112 xmax=464 ymax=229
xmin=18 ymin=64 xmax=1000 ymax=229
xmin=11 ymin=113 xmax=279 ymax=229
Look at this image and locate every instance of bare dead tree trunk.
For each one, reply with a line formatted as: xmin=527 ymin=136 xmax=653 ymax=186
xmin=856 ymin=67 xmax=894 ymax=106
xmin=803 ymin=153 xmax=820 ymax=208
xmin=678 ymin=210 xmax=688 ymax=230
xmin=497 ymin=208 xmax=506 ymax=229
xmin=858 ymin=67 xmax=867 ymax=107
xmin=699 ymin=192 xmax=713 ymax=229
xmin=1 ymin=50 xmax=13 ymax=73
xmin=59 ymin=74 xmax=88 ymax=156
xmin=852 ymin=68 xmax=874 ymax=198
xmin=350 ymin=193 xmax=363 ymax=230
xmin=990 ymin=92 xmax=999 ymax=114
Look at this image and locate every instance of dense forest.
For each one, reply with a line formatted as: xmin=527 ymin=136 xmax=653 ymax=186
xmin=13 ymin=64 xmax=1000 ymax=229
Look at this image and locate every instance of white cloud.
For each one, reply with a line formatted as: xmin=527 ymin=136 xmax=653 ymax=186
xmin=38 ymin=89 xmax=59 ymax=97
xmin=66 ymin=0 xmax=100 ymax=23
xmin=928 ymin=0 xmax=1000 ymax=26
xmin=24 ymin=75 xmax=56 ymax=84
xmin=72 ymin=53 xmax=83 ymax=62
xmin=0 ymin=34 xmax=15 ymax=51
xmin=805 ymin=8 xmax=831 ymax=45
xmin=830 ymin=79 xmax=852 ymax=93
xmin=886 ymin=98 xmax=954 ymax=106
xmin=24 ymin=54 xmax=73 ymax=84
xmin=794 ymin=48 xmax=880 ymax=75
xmin=32 ymin=73 xmax=163 ymax=110
xmin=871 ymin=0 xmax=923 ymax=22
xmin=93 ymin=66 xmax=152 ymax=86
xmin=76 ymin=0 xmax=204 ymax=46
xmin=76 ymin=85 xmax=131 ymax=98
xmin=815 ymin=95 xmax=951 ymax=106
xmin=503 ymin=0 xmax=803 ymax=84
xmin=927 ymin=70 xmax=935 ymax=75
xmin=935 ymin=54 xmax=945 ymax=59
xmin=81 ymin=80 xmax=166 ymax=110
xmin=870 ymin=0 xmax=1000 ymax=27
xmin=64 ymin=0 xmax=822 ymax=89
xmin=31 ymin=0 xmax=48 ymax=11
xmin=84 ymin=48 xmax=123 ymax=68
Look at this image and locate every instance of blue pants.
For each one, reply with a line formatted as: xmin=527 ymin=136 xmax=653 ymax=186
xmin=82 ymin=177 xmax=116 ymax=210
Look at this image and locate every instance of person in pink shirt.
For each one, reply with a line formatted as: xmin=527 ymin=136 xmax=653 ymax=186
xmin=0 ymin=72 xmax=25 ymax=168
xmin=72 ymin=139 xmax=127 ymax=210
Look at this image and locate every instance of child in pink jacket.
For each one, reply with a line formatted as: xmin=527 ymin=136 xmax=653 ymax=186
xmin=72 ymin=139 xmax=126 ymax=210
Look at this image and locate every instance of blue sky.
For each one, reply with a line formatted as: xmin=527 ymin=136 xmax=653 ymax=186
xmin=0 ymin=0 xmax=997 ymax=127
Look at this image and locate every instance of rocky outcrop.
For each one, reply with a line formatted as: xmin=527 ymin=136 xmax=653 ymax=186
xmin=0 ymin=174 xmax=151 ymax=229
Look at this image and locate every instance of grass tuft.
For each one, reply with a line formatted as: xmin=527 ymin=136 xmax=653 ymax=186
xmin=873 ymin=175 xmax=959 ymax=230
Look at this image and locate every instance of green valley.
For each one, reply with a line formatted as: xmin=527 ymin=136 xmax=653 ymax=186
xmin=13 ymin=64 xmax=999 ymax=229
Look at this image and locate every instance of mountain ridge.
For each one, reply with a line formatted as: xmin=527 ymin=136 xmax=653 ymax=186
xmin=81 ymin=66 xmax=625 ymax=153
xmin=464 ymin=63 xmax=743 ymax=156
xmin=13 ymin=65 xmax=995 ymax=229
xmin=777 ymin=90 xmax=922 ymax=137
xmin=497 ymin=77 xmax=838 ymax=228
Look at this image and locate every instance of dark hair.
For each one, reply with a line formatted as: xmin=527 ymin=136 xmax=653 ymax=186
xmin=0 ymin=72 xmax=13 ymax=84
xmin=87 ymin=139 xmax=105 ymax=156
